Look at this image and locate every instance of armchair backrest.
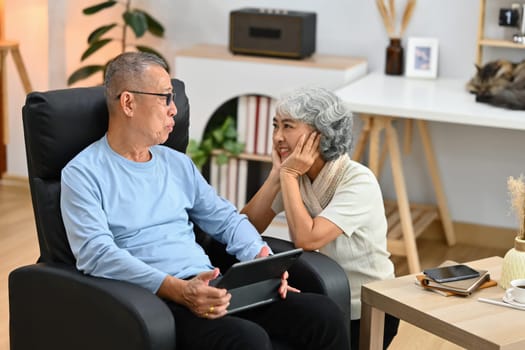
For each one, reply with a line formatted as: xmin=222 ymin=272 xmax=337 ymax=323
xmin=22 ymin=79 xmax=190 ymax=265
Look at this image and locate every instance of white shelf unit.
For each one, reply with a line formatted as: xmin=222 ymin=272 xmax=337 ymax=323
xmin=476 ymin=0 xmax=525 ymax=65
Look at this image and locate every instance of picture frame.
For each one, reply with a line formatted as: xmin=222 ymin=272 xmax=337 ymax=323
xmin=405 ymin=37 xmax=439 ymax=78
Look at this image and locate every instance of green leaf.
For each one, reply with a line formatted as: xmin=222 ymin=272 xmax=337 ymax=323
xmin=224 ymin=140 xmax=245 ymax=155
xmin=140 ymin=10 xmax=165 ymax=37
xmin=187 ymin=139 xmax=200 ymax=155
xmin=201 ymin=138 xmax=214 ymax=153
xmin=193 ymin=156 xmax=208 ymax=170
xmin=124 ymin=10 xmax=148 ymax=38
xmin=87 ymin=24 xmax=117 ymax=44
xmin=67 ymin=65 xmax=105 ymax=85
xmin=186 ymin=139 xmax=211 ymax=170
xmin=224 ymin=126 xmax=238 ymax=139
xmin=81 ymin=39 xmax=112 ymax=61
xmin=216 ymin=153 xmax=229 ymax=165
xmin=83 ymin=1 xmax=117 ymax=15
xmin=211 ymin=128 xmax=224 ymax=144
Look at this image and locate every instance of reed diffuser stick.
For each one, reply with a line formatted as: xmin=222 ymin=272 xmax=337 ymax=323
xmin=400 ymin=0 xmax=417 ymax=37
xmin=376 ymin=0 xmax=394 ymax=37
xmin=376 ymin=0 xmax=417 ymax=38
xmin=388 ymin=0 xmax=396 ymax=31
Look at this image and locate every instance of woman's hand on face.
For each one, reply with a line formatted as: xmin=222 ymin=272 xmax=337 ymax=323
xmin=280 ymin=132 xmax=321 ymax=178
xmin=268 ymin=146 xmax=283 ymax=182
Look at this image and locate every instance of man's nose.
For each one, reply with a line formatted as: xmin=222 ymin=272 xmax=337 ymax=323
xmin=169 ymin=103 xmax=177 ymax=118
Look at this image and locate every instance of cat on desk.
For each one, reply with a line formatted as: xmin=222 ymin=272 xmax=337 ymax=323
xmin=466 ymin=59 xmax=525 ymax=110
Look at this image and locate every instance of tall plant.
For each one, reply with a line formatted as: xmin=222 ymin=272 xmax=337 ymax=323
xmin=68 ymin=0 xmax=166 ymax=85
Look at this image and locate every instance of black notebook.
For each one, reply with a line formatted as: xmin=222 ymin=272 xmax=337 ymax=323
xmin=417 ymin=261 xmax=491 ymax=296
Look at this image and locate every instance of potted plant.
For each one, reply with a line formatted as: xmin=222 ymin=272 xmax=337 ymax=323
xmin=187 ymin=116 xmax=245 ymax=171
xmin=68 ymin=0 xmax=167 ymax=85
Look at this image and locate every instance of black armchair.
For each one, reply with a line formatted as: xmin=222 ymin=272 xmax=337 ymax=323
xmin=9 ymin=79 xmax=351 ymax=350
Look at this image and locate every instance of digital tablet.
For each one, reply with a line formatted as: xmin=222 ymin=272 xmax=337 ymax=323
xmin=210 ymin=248 xmax=303 ymax=313
xmin=423 ymin=264 xmax=480 ymax=283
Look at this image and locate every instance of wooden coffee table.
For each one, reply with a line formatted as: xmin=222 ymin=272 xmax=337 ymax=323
xmin=360 ymin=256 xmax=525 ymax=349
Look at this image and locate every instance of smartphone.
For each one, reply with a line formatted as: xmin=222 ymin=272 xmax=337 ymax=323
xmin=423 ymin=264 xmax=480 ymax=283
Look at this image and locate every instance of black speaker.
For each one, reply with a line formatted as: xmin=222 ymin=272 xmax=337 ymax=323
xmin=229 ymin=8 xmax=316 ymax=59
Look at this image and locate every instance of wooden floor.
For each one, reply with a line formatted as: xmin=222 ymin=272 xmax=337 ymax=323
xmin=0 ymin=182 xmax=39 ymax=350
xmin=0 ymin=182 xmax=507 ymax=350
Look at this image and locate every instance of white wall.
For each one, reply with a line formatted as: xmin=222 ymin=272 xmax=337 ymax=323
xmin=5 ymin=0 xmax=48 ymax=176
xmin=5 ymin=0 xmax=525 ymax=230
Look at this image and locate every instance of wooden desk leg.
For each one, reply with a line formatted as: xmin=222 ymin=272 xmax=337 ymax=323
xmin=360 ymin=302 xmax=385 ymax=350
xmin=403 ymin=120 xmax=413 ymax=154
xmin=386 ymin=121 xmax=421 ymax=273
xmin=368 ymin=117 xmax=385 ymax=177
xmin=353 ymin=116 xmax=371 ymax=161
xmin=416 ymin=120 xmax=456 ymax=245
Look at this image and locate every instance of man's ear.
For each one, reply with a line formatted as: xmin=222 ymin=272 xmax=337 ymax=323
xmin=120 ymin=91 xmax=135 ymax=117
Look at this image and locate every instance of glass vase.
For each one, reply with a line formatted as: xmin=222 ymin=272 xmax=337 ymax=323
xmin=385 ymin=38 xmax=404 ymax=75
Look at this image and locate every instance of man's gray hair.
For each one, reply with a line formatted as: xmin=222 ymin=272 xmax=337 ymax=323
xmin=104 ymin=51 xmax=168 ymax=103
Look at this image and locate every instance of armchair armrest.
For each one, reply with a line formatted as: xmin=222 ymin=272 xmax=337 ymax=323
xmin=264 ymin=237 xmax=351 ymax=332
xmin=9 ymin=263 xmax=175 ymax=350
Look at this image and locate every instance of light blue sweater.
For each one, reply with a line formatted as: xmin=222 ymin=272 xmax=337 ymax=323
xmin=61 ymin=135 xmax=267 ymax=293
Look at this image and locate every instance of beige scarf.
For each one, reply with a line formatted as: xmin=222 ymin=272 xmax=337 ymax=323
xmin=299 ymin=154 xmax=351 ymax=217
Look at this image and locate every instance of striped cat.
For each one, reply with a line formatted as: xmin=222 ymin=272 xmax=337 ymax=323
xmin=466 ymin=59 xmax=525 ymax=110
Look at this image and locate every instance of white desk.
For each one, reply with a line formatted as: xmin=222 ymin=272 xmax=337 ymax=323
xmin=336 ymin=73 xmax=525 ymax=131
xmin=335 ymin=73 xmax=523 ymax=273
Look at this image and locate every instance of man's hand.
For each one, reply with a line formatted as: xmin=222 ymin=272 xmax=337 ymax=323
xmin=158 ymin=268 xmax=231 ymax=319
xmin=255 ymin=246 xmax=300 ymax=299
xmin=255 ymin=245 xmax=271 ymax=258
xmin=181 ymin=268 xmax=231 ymax=319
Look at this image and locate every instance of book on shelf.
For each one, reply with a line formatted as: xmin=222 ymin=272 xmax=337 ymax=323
xmin=415 ymin=261 xmax=496 ymax=296
xmin=237 ymin=95 xmax=276 ymax=156
xmin=266 ymin=97 xmax=276 ymax=156
xmin=245 ymin=95 xmax=257 ymax=155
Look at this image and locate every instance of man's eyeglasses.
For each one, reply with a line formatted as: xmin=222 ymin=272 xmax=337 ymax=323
xmin=118 ymin=90 xmax=176 ymax=106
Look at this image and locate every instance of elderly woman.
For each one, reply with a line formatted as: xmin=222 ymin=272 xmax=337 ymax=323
xmin=241 ymin=87 xmax=399 ymax=349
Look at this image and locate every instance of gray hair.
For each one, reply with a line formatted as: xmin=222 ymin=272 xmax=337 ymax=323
xmin=275 ymin=87 xmax=353 ymax=161
xmin=104 ymin=51 xmax=168 ymax=107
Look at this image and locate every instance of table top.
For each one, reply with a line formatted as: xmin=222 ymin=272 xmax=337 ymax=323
xmin=362 ymin=256 xmax=525 ymax=349
xmin=335 ymin=73 xmax=525 ymax=131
